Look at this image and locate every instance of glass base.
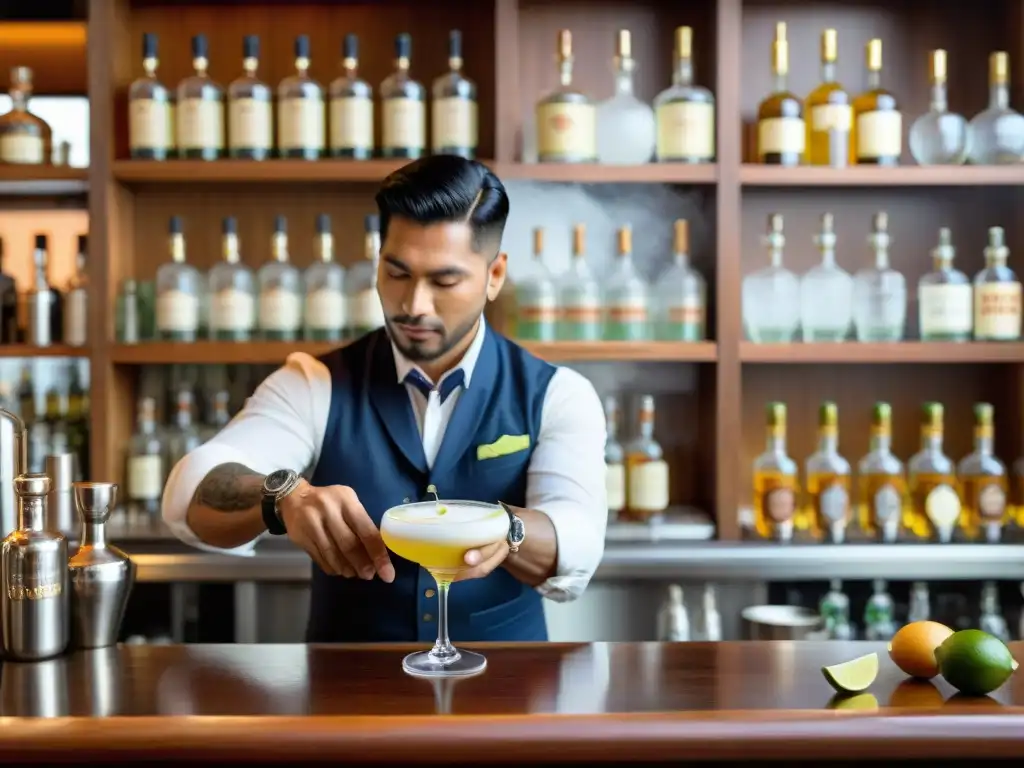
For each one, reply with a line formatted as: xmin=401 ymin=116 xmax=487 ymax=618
xmin=402 ymin=648 xmax=487 ymax=679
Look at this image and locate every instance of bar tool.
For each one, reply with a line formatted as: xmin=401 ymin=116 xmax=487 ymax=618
xmin=0 ymin=408 xmax=28 ymax=541
xmin=45 ymin=453 xmax=76 ymax=539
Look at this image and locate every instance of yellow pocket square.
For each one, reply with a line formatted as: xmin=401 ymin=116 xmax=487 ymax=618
xmin=477 ymin=434 xmax=530 ymax=460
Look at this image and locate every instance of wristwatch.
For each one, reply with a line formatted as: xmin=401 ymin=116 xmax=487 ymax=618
xmin=261 ymin=469 xmax=302 ymax=536
xmin=499 ymin=501 xmax=526 ymax=553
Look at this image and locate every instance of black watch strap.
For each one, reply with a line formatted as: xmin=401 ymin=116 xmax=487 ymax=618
xmin=262 ymin=494 xmax=287 ymax=536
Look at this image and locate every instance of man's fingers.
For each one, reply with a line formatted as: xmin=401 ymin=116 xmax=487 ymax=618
xmin=464 ymin=540 xmax=507 ymax=567
xmin=322 ymin=510 xmax=374 ymax=579
xmin=338 ymin=487 xmax=395 ymax=583
xmin=292 ymin=529 xmax=338 ymax=576
xmin=457 ymin=542 xmax=509 ymax=582
xmin=307 ymin=516 xmax=349 ymax=576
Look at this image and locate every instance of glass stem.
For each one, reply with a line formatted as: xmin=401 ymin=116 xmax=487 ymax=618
xmin=429 ymin=578 xmax=459 ymax=663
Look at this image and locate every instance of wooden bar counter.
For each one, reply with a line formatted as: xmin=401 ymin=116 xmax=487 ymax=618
xmin=0 ymin=641 xmax=1022 ymax=764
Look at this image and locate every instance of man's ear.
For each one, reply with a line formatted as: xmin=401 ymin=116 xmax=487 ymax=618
xmin=487 ymin=251 xmax=508 ymax=301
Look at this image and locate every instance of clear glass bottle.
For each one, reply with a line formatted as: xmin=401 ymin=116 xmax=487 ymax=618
xmin=63 ymin=235 xmax=88 ymax=348
xmin=800 ymin=213 xmax=852 ymax=342
xmin=227 ymin=34 xmax=272 ymax=160
xmin=958 ymin=403 xmax=1008 ymax=543
xmin=805 ymin=402 xmax=852 ymax=544
xmin=155 ymin=216 xmax=201 ymax=342
xmin=513 ymin=227 xmax=558 ymax=342
xmin=380 ymin=33 xmax=425 ymax=160
xmin=852 ymin=212 xmax=906 ymax=341
xmin=967 ymin=52 xmax=1024 ymax=164
xmin=857 ymin=402 xmax=905 ymax=543
xmin=536 ymin=30 xmax=596 ymax=163
xmin=432 ymin=30 xmax=477 ymax=159
xmin=303 ymin=213 xmax=345 ymax=342
xmin=604 ymin=395 xmax=625 ymax=521
xmin=909 ymin=50 xmax=967 ymax=166
xmin=918 ymin=227 xmax=972 ymax=341
xmin=0 ymin=67 xmax=52 ymax=164
xmin=596 ymin=29 xmax=655 ymax=164
xmin=851 ymin=39 xmax=901 ymax=166
xmin=257 ymin=216 xmax=303 ymax=341
xmin=907 ymin=402 xmax=961 ymax=543
xmin=756 ymin=23 xmax=804 ymax=166
xmin=980 ymin=582 xmax=1011 ymax=642
xmin=201 ymin=390 xmax=231 ymax=443
xmin=128 ymin=33 xmax=174 ymax=160
xmin=973 ymin=226 xmax=1021 ymax=341
xmin=804 ymin=29 xmax=851 ymax=167
xmin=864 ymin=579 xmax=897 ymax=641
xmin=208 ymin=217 xmax=256 ymax=341
xmin=346 ymin=214 xmax=385 ymax=337
xmin=603 ymin=225 xmax=649 ymax=341
xmin=624 ymin=395 xmax=669 ymax=522
xmin=166 ymin=389 xmax=202 ymax=470
xmin=277 ymin=35 xmax=325 ymax=160
xmin=653 ymin=219 xmax=705 ymax=341
xmin=752 ymin=402 xmax=799 ymax=542
xmin=557 ymin=224 xmax=601 ymax=341
xmin=328 ymin=33 xmax=373 ymax=159
xmin=653 ymin=26 xmax=715 ymax=163
xmin=742 ymin=213 xmax=800 ymax=342
xmin=126 ymin=397 xmax=164 ymax=524
xmin=820 ymin=579 xmax=854 ymax=640
xmin=907 ymin=581 xmax=930 ymax=623
xmin=176 ymin=34 xmax=224 ymax=160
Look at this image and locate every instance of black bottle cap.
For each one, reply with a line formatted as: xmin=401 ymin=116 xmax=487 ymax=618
xmin=395 ymin=33 xmax=411 ymax=60
xmin=34 ymin=234 xmax=47 ymax=250
xmin=77 ymin=234 xmax=87 ymax=253
xmin=222 ymin=217 xmax=237 ymax=235
xmin=364 ymin=214 xmax=379 ymax=232
xmin=295 ymin=34 xmax=310 ymax=59
xmin=316 ymin=214 xmax=331 ymax=234
xmin=343 ymin=33 xmax=358 ymax=60
xmin=192 ymin=34 xmax=208 ymax=59
xmin=142 ymin=33 xmax=158 ymax=59
xmin=243 ymin=35 xmax=259 ymax=60
xmin=274 ymin=215 xmax=287 ymax=234
xmin=169 ymin=215 xmax=183 ymax=234
xmin=449 ymin=30 xmax=462 ymax=59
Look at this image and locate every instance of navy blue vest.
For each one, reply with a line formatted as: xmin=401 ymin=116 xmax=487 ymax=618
xmin=306 ymin=327 xmax=557 ymax=643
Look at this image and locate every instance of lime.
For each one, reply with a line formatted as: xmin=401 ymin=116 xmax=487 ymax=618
xmin=822 ymin=652 xmax=879 ymax=693
xmin=935 ymin=629 xmax=1019 ymax=696
xmin=827 ymin=692 xmax=879 ymax=711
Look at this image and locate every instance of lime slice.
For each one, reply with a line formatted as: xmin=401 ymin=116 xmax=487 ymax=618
xmin=822 ymin=652 xmax=879 ymax=693
xmin=827 ymin=692 xmax=879 ymax=711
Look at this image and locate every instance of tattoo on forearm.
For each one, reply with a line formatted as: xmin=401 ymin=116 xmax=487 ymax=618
xmin=191 ymin=463 xmax=265 ymax=512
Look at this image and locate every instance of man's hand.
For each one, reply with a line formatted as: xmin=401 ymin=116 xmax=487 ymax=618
xmin=279 ymin=480 xmax=395 ymax=582
xmin=456 ymin=540 xmax=510 ymax=582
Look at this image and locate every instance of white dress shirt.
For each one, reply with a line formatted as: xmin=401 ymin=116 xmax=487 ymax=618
xmin=162 ymin=321 xmax=608 ymax=602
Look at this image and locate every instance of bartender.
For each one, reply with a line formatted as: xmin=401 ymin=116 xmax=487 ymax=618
xmin=162 ymin=156 xmax=608 ymax=643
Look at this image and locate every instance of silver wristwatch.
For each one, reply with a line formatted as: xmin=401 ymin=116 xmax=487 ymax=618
xmin=499 ymin=501 xmax=526 ymax=553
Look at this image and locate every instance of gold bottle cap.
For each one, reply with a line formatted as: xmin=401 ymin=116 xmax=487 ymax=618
xmin=674 ymin=219 xmax=689 ymax=253
xmin=991 ymin=51 xmax=1009 ymax=84
xmin=819 ymin=401 xmax=838 ymax=427
xmin=616 ymin=29 xmax=632 ymax=59
xmin=532 ymin=226 xmax=544 ymax=255
xmin=11 ymin=66 xmax=32 ymax=85
xmin=975 ymin=402 xmax=994 ymax=425
xmin=921 ymin=401 xmax=944 ymax=426
xmin=930 ymin=49 xmax=947 ymax=83
xmin=772 ymin=22 xmax=789 ymax=75
xmin=821 ymin=29 xmax=838 ymax=63
xmin=676 ymin=26 xmax=693 ymax=60
xmin=572 ymin=223 xmax=585 ymax=256
xmin=766 ymin=401 xmax=787 ymax=427
xmin=617 ymin=225 xmax=632 ymax=255
xmin=557 ymin=29 xmax=573 ymax=60
xmin=866 ymin=39 xmax=882 ymax=72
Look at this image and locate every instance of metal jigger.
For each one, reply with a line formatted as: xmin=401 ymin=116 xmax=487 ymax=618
xmin=68 ymin=483 xmax=136 ymax=650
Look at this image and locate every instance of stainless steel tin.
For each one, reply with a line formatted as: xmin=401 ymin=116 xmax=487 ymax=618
xmin=45 ymin=453 xmax=76 ymax=539
xmin=0 ymin=408 xmax=27 ymax=541
xmin=740 ymin=605 xmax=824 ymax=641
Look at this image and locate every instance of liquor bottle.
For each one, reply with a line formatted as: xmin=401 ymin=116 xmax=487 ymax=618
xmin=278 ymin=35 xmax=325 ymax=160
xmin=742 ymin=214 xmax=800 ymax=342
xmin=63 ymin=235 xmax=88 ymax=348
xmin=603 ymin=225 xmax=649 ymax=341
xmin=117 ymin=279 xmax=140 ymax=344
xmin=226 ymin=35 xmax=272 ymax=160
xmin=536 ymin=30 xmax=596 ymax=163
xmin=857 ymin=402 xmax=905 ymax=543
xmin=864 ymin=579 xmax=897 ymax=641
xmin=908 ymin=582 xmax=930 ymax=623
xmin=624 ymin=395 xmax=669 ymax=522
xmin=557 ymin=224 xmax=601 ymax=341
xmin=380 ymin=34 xmax=425 ymax=160
xmin=304 ymin=214 xmax=346 ymax=342
xmin=752 ymin=402 xmax=799 ymax=542
xmin=176 ymin=35 xmax=224 ymax=160
xmin=918 ymin=227 xmax=972 ymax=341
xmin=957 ymin=403 xmax=1008 ymax=543
xmin=208 ymin=217 xmax=256 ymax=341
xmin=653 ymin=26 xmax=715 ymax=164
xmin=908 ymin=402 xmax=961 ymax=543
xmin=851 ymin=39 xmax=901 ymax=166
xmin=756 ymin=23 xmax=803 ymax=166
xmin=0 ymin=67 xmax=51 ymax=164
xmin=656 ymin=585 xmax=689 ymax=642
xmin=980 ymin=582 xmax=1011 ymax=643
xmin=852 ymin=212 xmax=906 ymax=342
xmin=166 ymin=390 xmax=202 ymax=470
xmin=155 ymin=216 xmax=201 ymax=342
xmin=328 ymin=34 xmax=373 ymax=159
xmin=257 ymin=216 xmax=303 ymax=341
xmin=909 ymin=50 xmax=967 ymax=166
xmin=805 ymin=402 xmax=852 ymax=543
xmin=596 ymin=29 xmax=655 ymax=164
xmin=653 ymin=219 xmax=705 ymax=341
xmin=966 ymin=52 xmax=1024 ymax=164
xmin=128 ymin=33 xmax=174 ymax=160
xmin=973 ymin=226 xmax=1021 ymax=341
xmin=820 ymin=580 xmax=854 ymax=640
xmin=0 ymin=238 xmax=17 ymax=343
xmin=800 ymin=213 xmax=852 ymax=342
xmin=27 ymin=234 xmax=56 ymax=347
xmin=346 ymin=214 xmax=385 ymax=337
xmin=696 ymin=584 xmax=722 ymax=642
xmin=126 ymin=397 xmax=164 ymax=524
xmin=66 ymin=363 xmax=88 ymax=481
xmin=604 ymin=395 xmax=625 ymax=521
xmin=513 ymin=227 xmax=557 ymax=342
xmin=202 ymin=390 xmax=231 ymax=443
xmin=431 ymin=30 xmax=477 ymax=159
xmin=804 ymin=29 xmax=851 ymax=167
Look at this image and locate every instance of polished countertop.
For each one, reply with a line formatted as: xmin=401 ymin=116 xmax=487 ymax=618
xmin=1 ymin=641 xmax=1024 ymax=762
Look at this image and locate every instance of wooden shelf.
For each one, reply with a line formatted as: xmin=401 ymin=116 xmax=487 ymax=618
xmin=740 ymin=165 xmax=1024 ymax=187
xmin=499 ymin=164 xmax=717 ymax=184
xmin=0 ymin=344 xmax=87 ymax=358
xmin=0 ymin=165 xmax=88 ymax=196
xmin=521 ymin=341 xmax=717 ymax=362
xmin=740 ymin=342 xmax=1024 ymax=364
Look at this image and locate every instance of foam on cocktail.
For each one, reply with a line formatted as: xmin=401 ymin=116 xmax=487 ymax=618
xmin=382 ymin=501 xmax=507 ymax=575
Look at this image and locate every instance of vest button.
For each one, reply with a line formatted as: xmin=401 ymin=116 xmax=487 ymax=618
xmin=425 ymin=589 xmax=435 ymax=598
xmin=423 ymin=613 xmax=434 ymax=622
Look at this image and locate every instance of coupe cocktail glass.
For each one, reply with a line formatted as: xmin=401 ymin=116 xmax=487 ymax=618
xmin=380 ymin=499 xmax=508 ymax=678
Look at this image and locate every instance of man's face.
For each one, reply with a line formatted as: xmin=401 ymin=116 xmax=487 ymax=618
xmin=378 ymin=216 xmax=506 ymax=363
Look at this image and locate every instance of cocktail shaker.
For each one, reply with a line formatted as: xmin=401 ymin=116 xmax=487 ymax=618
xmin=68 ymin=482 xmax=135 ymax=649
xmin=1 ymin=473 xmax=70 ymax=661
xmin=0 ymin=407 xmax=28 ymax=541
xmin=44 ymin=453 xmax=76 ymax=539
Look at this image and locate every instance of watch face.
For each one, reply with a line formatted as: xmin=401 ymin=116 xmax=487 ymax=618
xmin=509 ymin=516 xmax=526 ymax=544
xmin=264 ymin=469 xmax=293 ymax=495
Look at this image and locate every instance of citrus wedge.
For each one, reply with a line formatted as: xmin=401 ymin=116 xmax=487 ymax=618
xmin=822 ymin=652 xmax=879 ymax=693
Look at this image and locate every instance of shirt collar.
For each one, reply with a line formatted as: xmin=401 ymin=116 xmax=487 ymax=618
xmin=391 ymin=317 xmax=487 ymax=390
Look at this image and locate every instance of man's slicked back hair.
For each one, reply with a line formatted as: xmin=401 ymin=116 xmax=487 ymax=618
xmin=374 ymin=155 xmax=510 ymax=256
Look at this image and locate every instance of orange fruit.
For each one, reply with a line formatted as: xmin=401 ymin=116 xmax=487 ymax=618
xmin=888 ymin=620 xmax=954 ymax=679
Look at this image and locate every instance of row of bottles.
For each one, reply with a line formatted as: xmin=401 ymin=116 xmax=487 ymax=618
xmin=743 ymin=215 xmax=1021 ymax=343
xmin=656 ymin=584 xmax=722 ymax=642
xmin=604 ymin=394 xmax=671 ymax=522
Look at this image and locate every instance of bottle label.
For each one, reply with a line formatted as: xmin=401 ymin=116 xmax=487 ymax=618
xmin=228 ymin=97 xmax=273 ymax=150
xmin=306 ymin=288 xmax=345 ymax=330
xmin=157 ymin=290 xmax=200 ymax=333
xmin=129 ymin=98 xmax=173 ymax=151
xmin=211 ymin=289 xmax=255 ymax=332
xmin=178 ymin=97 xmax=224 ymax=150
xmin=872 ymin=483 xmax=902 ymax=526
xmin=856 ymin=111 xmax=902 ymax=159
xmin=382 ymin=98 xmax=425 ymax=151
xmin=811 ymin=104 xmax=852 ymax=133
xmin=818 ymin=482 xmax=849 ymax=522
xmin=757 ymin=117 xmax=805 ymax=156
xmin=656 ymin=101 xmax=715 ymax=161
xmin=627 ymin=460 xmax=669 ymax=512
xmin=978 ymin=482 xmax=1007 ymax=521
xmin=350 ymin=288 xmax=385 ymax=329
xmin=128 ymin=454 xmax=164 ymax=501
xmin=278 ymin=97 xmax=325 ymax=151
xmin=259 ymin=289 xmax=302 ymax=332
xmin=974 ymin=282 xmax=1022 ymax=340
xmin=764 ymin=486 xmax=796 ymax=523
xmin=7 ymin=576 xmax=62 ymax=602
xmin=432 ymin=96 xmax=478 ymax=151
xmin=63 ymin=290 xmax=88 ymax=346
xmin=919 ymin=284 xmax=972 ymax=335
xmin=0 ymin=133 xmax=44 ymax=164
xmin=924 ymin=483 xmax=961 ymax=528
xmin=606 ymin=462 xmax=625 ymax=513
xmin=518 ymin=302 xmax=558 ymax=323
xmin=536 ymin=102 xmax=596 ymax=160
xmin=329 ymin=96 xmax=373 ymax=151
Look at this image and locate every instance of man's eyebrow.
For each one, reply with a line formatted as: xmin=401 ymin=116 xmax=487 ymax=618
xmin=382 ymin=255 xmax=470 ymax=279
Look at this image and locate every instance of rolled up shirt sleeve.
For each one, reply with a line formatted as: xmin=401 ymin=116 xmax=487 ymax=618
xmin=527 ymin=367 xmax=608 ymax=602
xmin=161 ymin=352 xmax=331 ymax=555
